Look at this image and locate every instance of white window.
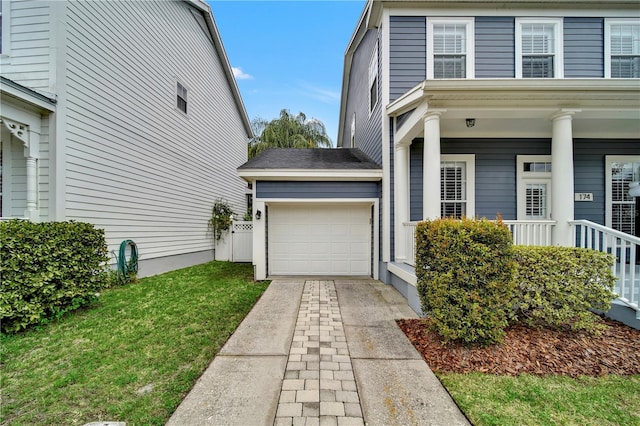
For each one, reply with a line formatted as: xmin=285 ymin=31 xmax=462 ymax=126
xmin=427 ymin=18 xmax=474 ymax=79
xmin=1 ymin=1 xmax=10 ymax=57
xmin=606 ymin=156 xmax=640 ymax=236
xmin=605 ymin=19 xmax=640 ymax=78
xmin=176 ymin=82 xmax=188 ymax=114
xmin=517 ymin=156 xmax=552 ymax=220
xmin=369 ymin=41 xmax=379 ymax=113
xmin=516 ymin=18 xmax=563 ymax=78
xmin=441 ymin=154 xmax=475 ymax=219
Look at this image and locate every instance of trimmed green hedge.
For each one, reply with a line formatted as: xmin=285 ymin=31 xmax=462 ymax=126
xmin=510 ymin=246 xmax=617 ymax=332
xmin=416 ymin=218 xmax=516 ymax=346
xmin=0 ymin=220 xmax=110 ymax=333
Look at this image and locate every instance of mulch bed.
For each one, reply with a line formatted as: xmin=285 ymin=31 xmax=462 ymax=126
xmin=397 ymin=318 xmax=640 ymax=377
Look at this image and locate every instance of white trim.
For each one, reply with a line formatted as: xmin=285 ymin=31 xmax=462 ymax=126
xmin=387 ymin=262 xmax=417 ymax=287
xmin=386 ymin=7 xmax=640 ymax=19
xmin=605 ymin=155 xmax=640 ymax=229
xmin=176 ymin=79 xmax=189 ymax=117
xmin=1 ymin=1 xmax=11 ymax=61
xmin=604 ymin=18 xmax=640 ymax=78
xmin=515 ymin=18 xmax=564 ymax=79
xmin=381 ymin=8 xmax=391 ymax=263
xmin=517 ymin=155 xmax=553 ymax=220
xmin=441 ymin=154 xmax=475 ymax=217
xmin=427 ymin=17 xmax=475 ymax=79
xmin=255 ymin=198 xmax=379 ymax=280
xmin=237 ymin=169 xmax=383 ymax=181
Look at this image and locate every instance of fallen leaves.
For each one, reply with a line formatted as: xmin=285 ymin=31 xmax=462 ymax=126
xmin=397 ymin=318 xmax=640 ymax=377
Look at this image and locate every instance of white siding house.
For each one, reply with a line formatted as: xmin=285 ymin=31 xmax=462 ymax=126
xmin=1 ymin=0 xmax=252 ymax=276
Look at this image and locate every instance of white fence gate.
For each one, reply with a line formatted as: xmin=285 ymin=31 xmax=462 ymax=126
xmin=231 ymin=221 xmax=253 ymax=262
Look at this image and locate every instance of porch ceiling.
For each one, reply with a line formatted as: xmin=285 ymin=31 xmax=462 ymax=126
xmin=389 ymin=79 xmax=640 ymax=140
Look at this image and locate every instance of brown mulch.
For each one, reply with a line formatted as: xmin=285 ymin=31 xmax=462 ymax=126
xmin=397 ymin=318 xmax=640 ymax=377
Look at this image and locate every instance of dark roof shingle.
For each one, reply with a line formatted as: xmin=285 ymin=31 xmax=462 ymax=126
xmin=238 ymin=148 xmax=381 ymax=170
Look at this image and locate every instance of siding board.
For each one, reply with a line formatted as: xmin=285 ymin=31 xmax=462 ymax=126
xmin=389 ymin=16 xmax=425 ymax=102
xmin=475 ymin=17 xmax=515 ymax=78
xmin=256 ymin=181 xmax=380 ymax=199
xmin=564 ymin=18 xmax=604 ymax=78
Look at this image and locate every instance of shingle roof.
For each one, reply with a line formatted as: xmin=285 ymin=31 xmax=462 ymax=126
xmin=238 ymin=148 xmax=381 ymax=170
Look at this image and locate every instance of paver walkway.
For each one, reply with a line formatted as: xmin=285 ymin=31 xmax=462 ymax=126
xmin=275 ymin=280 xmax=363 ymax=425
xmin=166 ymin=278 xmax=470 ymax=426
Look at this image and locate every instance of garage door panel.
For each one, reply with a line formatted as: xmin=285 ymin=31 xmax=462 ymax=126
xmin=268 ymin=204 xmax=372 ymax=276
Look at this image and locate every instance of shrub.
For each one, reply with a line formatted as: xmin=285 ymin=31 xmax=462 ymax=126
xmin=510 ymin=246 xmax=617 ymax=332
xmin=0 ymin=220 xmax=110 ymax=333
xmin=416 ymin=217 xmax=516 ymax=346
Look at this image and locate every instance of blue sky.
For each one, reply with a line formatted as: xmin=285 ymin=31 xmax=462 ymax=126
xmin=209 ymin=0 xmax=367 ymax=145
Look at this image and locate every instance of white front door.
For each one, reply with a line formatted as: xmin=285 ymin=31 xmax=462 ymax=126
xmin=268 ymin=203 xmax=372 ymax=276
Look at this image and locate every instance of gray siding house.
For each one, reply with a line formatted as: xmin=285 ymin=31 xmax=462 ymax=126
xmin=1 ymin=0 xmax=252 ymax=276
xmin=337 ymin=0 xmax=640 ymax=325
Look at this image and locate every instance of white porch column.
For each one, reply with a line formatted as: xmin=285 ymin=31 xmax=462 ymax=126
xmin=423 ymin=110 xmax=445 ymax=220
xmin=394 ymin=143 xmax=410 ymax=261
xmin=25 ymin=156 xmax=38 ymax=221
xmin=551 ymin=109 xmax=579 ymax=246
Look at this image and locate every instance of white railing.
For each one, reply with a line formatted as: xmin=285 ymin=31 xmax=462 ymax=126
xmin=503 ymin=220 xmax=556 ymax=246
xmin=570 ymin=220 xmax=640 ymax=312
xmin=0 ymin=217 xmax=27 ymax=222
xmin=403 ymin=222 xmax=418 ymax=267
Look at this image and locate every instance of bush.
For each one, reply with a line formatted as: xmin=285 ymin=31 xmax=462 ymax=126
xmin=0 ymin=220 xmax=110 ymax=333
xmin=416 ymin=217 xmax=516 ymax=346
xmin=510 ymin=246 xmax=617 ymax=332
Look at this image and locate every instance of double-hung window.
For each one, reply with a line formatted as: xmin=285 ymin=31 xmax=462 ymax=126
xmin=605 ymin=19 xmax=640 ymax=78
xmin=369 ymin=41 xmax=379 ymax=113
xmin=516 ymin=18 xmax=563 ymax=78
xmin=176 ymin=82 xmax=188 ymax=114
xmin=440 ymin=154 xmax=475 ymax=219
xmin=427 ymin=18 xmax=474 ymax=79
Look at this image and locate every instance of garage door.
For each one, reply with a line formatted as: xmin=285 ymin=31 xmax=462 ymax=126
xmin=268 ymin=204 xmax=372 ymax=276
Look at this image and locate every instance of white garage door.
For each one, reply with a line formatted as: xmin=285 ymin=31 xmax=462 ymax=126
xmin=268 ymin=203 xmax=372 ymax=276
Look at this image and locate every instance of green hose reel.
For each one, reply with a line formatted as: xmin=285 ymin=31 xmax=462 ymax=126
xmin=117 ymin=240 xmax=139 ymax=283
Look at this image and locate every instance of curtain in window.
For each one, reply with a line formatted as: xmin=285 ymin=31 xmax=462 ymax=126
xmin=610 ymin=24 xmax=640 ymax=78
xmin=441 ymin=162 xmax=466 ymax=218
xmin=433 ymin=24 xmax=466 ymax=78
xmin=521 ymin=23 xmax=555 ymax=78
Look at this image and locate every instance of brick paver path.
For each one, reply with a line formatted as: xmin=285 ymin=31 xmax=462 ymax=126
xmin=274 ymin=280 xmax=364 ymax=426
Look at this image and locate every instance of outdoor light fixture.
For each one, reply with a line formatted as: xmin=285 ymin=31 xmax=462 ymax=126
xmin=466 ymin=118 xmax=476 ymax=128
xmin=255 ymin=209 xmax=262 ymax=220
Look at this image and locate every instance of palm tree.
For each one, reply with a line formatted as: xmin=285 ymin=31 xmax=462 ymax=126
xmin=248 ymin=109 xmax=332 ymax=158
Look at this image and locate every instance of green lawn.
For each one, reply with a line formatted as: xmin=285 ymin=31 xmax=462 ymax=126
xmin=439 ymin=372 xmax=640 ymax=426
xmin=0 ymin=261 xmax=268 ymax=426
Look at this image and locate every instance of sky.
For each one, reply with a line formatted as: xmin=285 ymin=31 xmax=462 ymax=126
xmin=209 ymin=0 xmax=367 ymax=146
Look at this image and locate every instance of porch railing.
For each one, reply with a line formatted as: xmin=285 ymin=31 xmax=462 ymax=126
xmin=503 ymin=220 xmax=556 ymax=246
xmin=570 ymin=220 xmax=639 ymax=312
xmin=402 ymin=219 xmax=556 ymax=267
xmin=403 ymin=222 xmax=418 ymax=267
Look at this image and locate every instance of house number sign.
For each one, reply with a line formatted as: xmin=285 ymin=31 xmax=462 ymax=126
xmin=574 ymin=193 xmax=594 ymax=201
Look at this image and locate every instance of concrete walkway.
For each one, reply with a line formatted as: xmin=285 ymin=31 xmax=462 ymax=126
xmin=166 ymin=279 xmax=470 ymax=426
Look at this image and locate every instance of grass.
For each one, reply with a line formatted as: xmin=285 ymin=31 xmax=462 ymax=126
xmin=0 ymin=261 xmax=269 ymax=426
xmin=439 ymin=372 xmax=640 ymax=426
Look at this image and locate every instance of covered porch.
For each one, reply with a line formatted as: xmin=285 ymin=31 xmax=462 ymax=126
xmin=386 ymin=79 xmax=640 ymax=325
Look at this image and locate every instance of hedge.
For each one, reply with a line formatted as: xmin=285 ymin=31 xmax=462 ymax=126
xmin=0 ymin=220 xmax=110 ymax=333
xmin=510 ymin=246 xmax=617 ymax=332
xmin=416 ymin=217 xmax=516 ymax=346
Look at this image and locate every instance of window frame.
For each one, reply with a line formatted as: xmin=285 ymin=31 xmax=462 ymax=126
xmin=368 ymin=40 xmax=379 ymax=115
xmin=427 ymin=17 xmax=475 ymax=79
xmin=515 ymin=18 xmax=564 ymax=79
xmin=604 ymin=18 xmax=640 ymax=78
xmin=176 ymin=81 xmax=188 ymax=115
xmin=605 ymin=155 xmax=640 ymax=235
xmin=517 ymin=155 xmax=553 ymax=220
xmin=440 ymin=154 xmax=475 ymax=219
xmin=1 ymin=1 xmax=11 ymax=59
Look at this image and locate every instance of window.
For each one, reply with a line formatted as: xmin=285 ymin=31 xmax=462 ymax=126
xmin=517 ymin=156 xmax=552 ymax=220
xmin=350 ymin=112 xmax=356 ymax=148
xmin=427 ymin=18 xmax=474 ymax=79
xmin=369 ymin=41 xmax=378 ymax=113
xmin=1 ymin=0 xmax=10 ymax=57
xmin=516 ymin=18 xmax=563 ymax=78
xmin=606 ymin=156 xmax=640 ymax=236
xmin=605 ymin=19 xmax=640 ymax=78
xmin=176 ymin=82 xmax=188 ymax=114
xmin=440 ymin=154 xmax=475 ymax=219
